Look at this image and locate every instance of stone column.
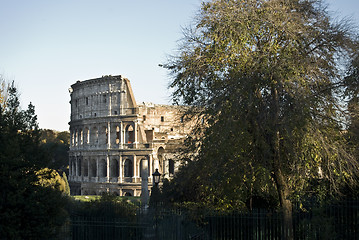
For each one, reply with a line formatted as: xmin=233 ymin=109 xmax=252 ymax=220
xmin=72 ymin=159 xmax=76 ymax=177
xmin=107 ymin=122 xmax=111 ymax=149
xmin=69 ymin=158 xmax=72 ymax=177
xmin=132 ymin=155 xmax=137 ymax=181
xmin=134 ymin=121 xmax=138 ymax=148
xmin=140 ymin=159 xmax=149 ymax=208
xmin=109 ymin=85 xmax=112 ymax=116
xmin=149 ymin=154 xmax=153 ymax=183
xmin=154 ymin=157 xmax=159 ymax=172
xmin=88 ymin=158 xmax=90 ymax=180
xmin=96 ymin=157 xmax=99 ymax=182
xmin=119 ymin=155 xmax=123 ymax=183
xmin=87 ymin=128 xmax=90 ymax=145
xmin=120 ymin=121 xmax=124 ymax=148
xmin=106 ymin=155 xmax=110 ymax=182
xmin=75 ymin=157 xmax=79 ymax=177
xmin=120 ymin=79 xmax=125 ymax=115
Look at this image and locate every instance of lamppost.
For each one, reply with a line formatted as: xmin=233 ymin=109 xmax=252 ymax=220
xmin=152 ymin=168 xmax=161 ymax=187
xmin=150 ymin=168 xmax=161 ymax=238
xmin=150 ymin=169 xmax=161 ymax=205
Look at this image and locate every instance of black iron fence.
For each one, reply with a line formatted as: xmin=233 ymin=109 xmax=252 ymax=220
xmin=59 ymin=200 xmax=359 ymax=240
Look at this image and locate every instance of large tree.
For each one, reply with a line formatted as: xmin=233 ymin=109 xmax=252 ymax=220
xmin=164 ymin=0 xmax=359 ymax=238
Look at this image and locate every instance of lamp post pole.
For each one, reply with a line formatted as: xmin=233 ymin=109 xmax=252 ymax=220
xmin=151 ymin=168 xmax=161 ymax=239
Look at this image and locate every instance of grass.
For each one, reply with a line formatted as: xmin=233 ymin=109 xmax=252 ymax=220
xmin=73 ymin=195 xmax=141 ymax=204
xmin=73 ymin=195 xmax=100 ymax=202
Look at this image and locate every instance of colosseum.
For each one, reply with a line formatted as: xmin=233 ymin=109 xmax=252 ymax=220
xmin=68 ymin=75 xmax=191 ymax=196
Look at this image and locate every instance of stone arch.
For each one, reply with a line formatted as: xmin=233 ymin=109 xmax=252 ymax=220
xmin=110 ymin=159 xmax=119 ymax=178
xmin=99 ymin=126 xmax=108 ymax=146
xmin=83 ymin=159 xmax=88 ymax=177
xmin=99 ymin=159 xmax=107 ymax=178
xmin=125 ymin=124 xmax=134 ymax=143
xmin=124 ymin=192 xmax=132 ymax=197
xmin=91 ymin=127 xmax=98 ymax=144
xmin=124 ymin=159 xmax=133 ymax=177
xmin=89 ymin=159 xmax=97 ymax=177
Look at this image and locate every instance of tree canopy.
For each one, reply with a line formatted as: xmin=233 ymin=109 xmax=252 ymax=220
xmin=0 ymin=82 xmax=69 ymax=239
xmin=164 ymin=0 xmax=359 ymax=237
xmin=40 ymin=129 xmax=70 ymax=173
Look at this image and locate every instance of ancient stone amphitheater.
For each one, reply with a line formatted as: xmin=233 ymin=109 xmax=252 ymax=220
xmin=68 ymin=75 xmax=191 ymax=196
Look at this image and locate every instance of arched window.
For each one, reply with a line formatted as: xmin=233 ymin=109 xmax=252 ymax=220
xmin=125 ymin=124 xmax=134 ymax=143
xmin=124 ymin=159 xmax=133 ymax=177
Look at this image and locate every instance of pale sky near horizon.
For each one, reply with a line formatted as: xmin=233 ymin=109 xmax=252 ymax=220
xmin=0 ymin=0 xmax=358 ymax=131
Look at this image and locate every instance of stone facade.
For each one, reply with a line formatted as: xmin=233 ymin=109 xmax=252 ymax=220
xmin=68 ymin=75 xmax=190 ymax=196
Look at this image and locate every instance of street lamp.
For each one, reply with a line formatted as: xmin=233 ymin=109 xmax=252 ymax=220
xmin=152 ymin=168 xmax=161 ymax=186
xmin=151 ymin=168 xmax=162 ymax=238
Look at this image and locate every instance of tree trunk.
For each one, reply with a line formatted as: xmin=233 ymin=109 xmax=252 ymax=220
xmin=273 ymin=144 xmax=294 ymax=240
xmin=271 ymin=87 xmax=294 ymax=240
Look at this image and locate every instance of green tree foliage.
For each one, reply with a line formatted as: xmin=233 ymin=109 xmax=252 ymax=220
xmin=36 ymin=168 xmax=70 ymax=196
xmin=345 ymin=56 xmax=359 ymax=152
xmin=164 ymin=0 xmax=359 ymax=238
xmin=40 ymin=129 xmax=70 ymax=172
xmin=70 ymin=192 xmax=138 ymax=221
xmin=62 ymin=171 xmax=71 ymax=196
xmin=0 ymin=75 xmax=9 ymax=109
xmin=0 ymin=83 xmax=69 ymax=239
xmin=343 ymin=52 xmax=359 ymax=197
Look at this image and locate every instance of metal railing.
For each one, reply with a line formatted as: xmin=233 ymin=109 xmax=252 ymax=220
xmin=60 ymin=199 xmax=359 ymax=240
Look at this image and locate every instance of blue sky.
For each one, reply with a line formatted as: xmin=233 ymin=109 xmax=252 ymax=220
xmin=0 ymin=0 xmax=358 ymax=131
